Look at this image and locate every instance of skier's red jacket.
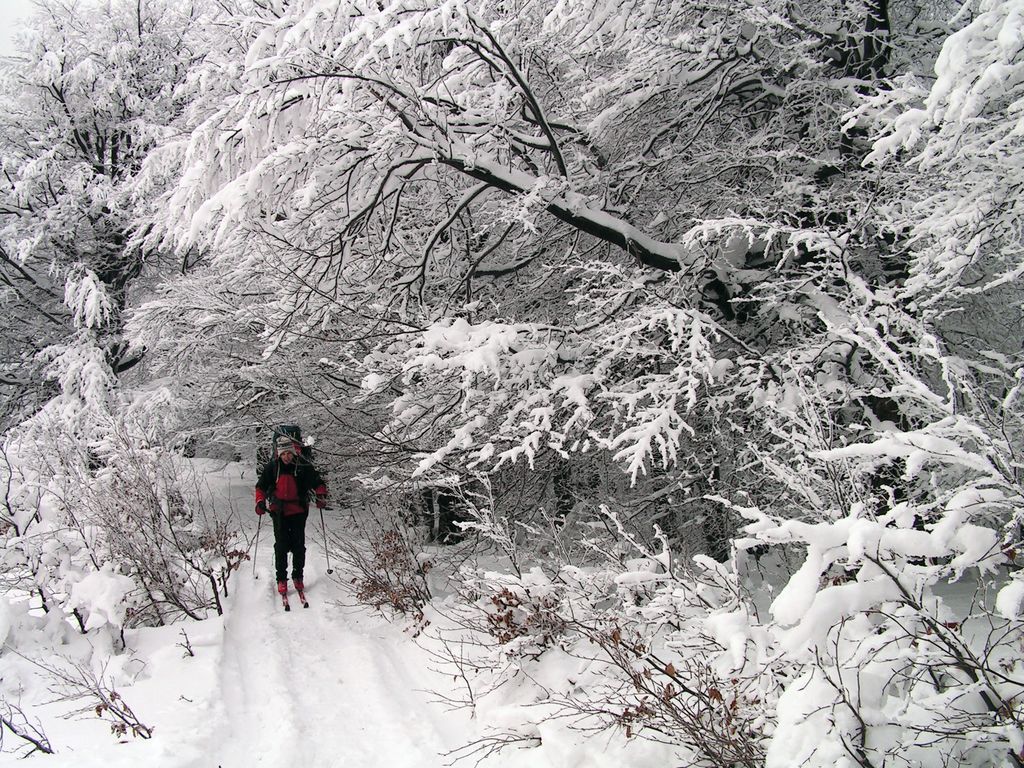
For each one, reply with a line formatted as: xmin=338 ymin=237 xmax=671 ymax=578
xmin=255 ymin=456 xmax=327 ymax=516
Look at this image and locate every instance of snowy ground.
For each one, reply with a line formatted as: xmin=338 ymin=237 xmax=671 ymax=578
xmin=10 ymin=566 xmax=456 ymax=767
xmin=1 ymin=462 xmax=677 ymax=767
xmin=199 ymin=565 xmax=455 ymax=768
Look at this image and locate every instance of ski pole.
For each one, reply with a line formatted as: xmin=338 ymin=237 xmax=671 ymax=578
xmin=253 ymin=514 xmax=262 ymax=579
xmin=319 ymin=506 xmax=333 ymax=574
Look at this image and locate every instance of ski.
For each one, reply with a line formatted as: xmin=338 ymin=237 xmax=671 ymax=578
xmin=281 ymin=591 xmax=291 ymax=611
xmin=296 ymin=589 xmax=309 ymax=609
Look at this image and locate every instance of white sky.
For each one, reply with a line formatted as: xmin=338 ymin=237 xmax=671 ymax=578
xmin=0 ymin=0 xmax=36 ymax=58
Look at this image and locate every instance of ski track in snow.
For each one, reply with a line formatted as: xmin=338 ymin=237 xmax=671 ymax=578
xmin=207 ymin=552 xmax=449 ymax=768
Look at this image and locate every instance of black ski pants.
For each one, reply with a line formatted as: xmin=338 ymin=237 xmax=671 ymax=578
xmin=270 ymin=511 xmax=308 ymax=583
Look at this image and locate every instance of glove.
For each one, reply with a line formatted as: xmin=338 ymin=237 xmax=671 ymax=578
xmin=314 ymin=485 xmax=328 ymax=509
xmin=256 ymin=500 xmax=267 ymax=516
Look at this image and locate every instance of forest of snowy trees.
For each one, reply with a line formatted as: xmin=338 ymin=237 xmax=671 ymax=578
xmin=1 ymin=0 xmax=1022 ymax=765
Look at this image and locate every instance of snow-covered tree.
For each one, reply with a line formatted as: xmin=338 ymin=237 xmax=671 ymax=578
xmin=0 ymin=0 xmax=245 ymax=644
xmin=0 ymin=0 xmax=210 ymax=432
xmin=133 ymin=0 xmax=926 ymax=500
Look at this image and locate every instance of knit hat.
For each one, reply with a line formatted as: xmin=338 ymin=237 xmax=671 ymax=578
xmin=276 ymin=436 xmax=299 ymax=455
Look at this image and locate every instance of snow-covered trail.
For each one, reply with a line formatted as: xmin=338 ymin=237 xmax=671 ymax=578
xmin=206 ymin=545 xmax=452 ymax=768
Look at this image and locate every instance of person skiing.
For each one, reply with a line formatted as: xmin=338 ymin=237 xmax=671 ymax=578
xmin=255 ymin=435 xmax=328 ymax=599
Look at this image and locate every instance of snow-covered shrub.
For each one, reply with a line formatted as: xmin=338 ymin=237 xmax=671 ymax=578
xmin=0 ymin=589 xmax=97 ymax=756
xmin=729 ymin=426 xmax=1024 ymax=766
xmin=77 ymin=418 xmax=243 ymax=624
xmin=65 ymin=564 xmax=138 ymax=633
xmin=341 ymin=497 xmax=433 ymax=620
xmin=353 ymin=529 xmax=432 ymax=617
xmin=0 ymin=700 xmax=53 ymax=756
xmin=440 ymin=550 xmax=778 ymax=767
xmin=0 ymin=416 xmax=111 ymax=636
xmin=1 ymin=395 xmax=243 ymax=636
xmin=33 ymin=656 xmax=153 ymax=741
xmin=457 ymin=570 xmax=568 ymax=658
